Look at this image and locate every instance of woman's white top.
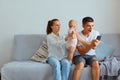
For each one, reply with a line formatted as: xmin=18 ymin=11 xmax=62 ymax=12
xmin=47 ymin=33 xmax=67 ymax=60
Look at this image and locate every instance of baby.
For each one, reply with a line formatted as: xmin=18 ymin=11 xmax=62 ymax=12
xmin=65 ymin=19 xmax=78 ymax=64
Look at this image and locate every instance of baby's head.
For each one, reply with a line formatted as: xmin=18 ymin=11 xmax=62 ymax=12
xmin=68 ymin=19 xmax=77 ymax=29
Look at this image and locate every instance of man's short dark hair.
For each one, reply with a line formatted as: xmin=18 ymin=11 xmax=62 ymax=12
xmin=82 ymin=17 xmax=94 ymax=24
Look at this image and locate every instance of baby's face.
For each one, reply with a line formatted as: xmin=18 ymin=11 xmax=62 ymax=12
xmin=70 ymin=23 xmax=77 ymax=29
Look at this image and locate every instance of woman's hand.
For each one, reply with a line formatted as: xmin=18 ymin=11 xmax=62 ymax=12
xmin=65 ymin=31 xmax=77 ymax=41
xmin=71 ymin=31 xmax=77 ymax=39
xmin=65 ymin=34 xmax=71 ymax=41
xmin=67 ymin=55 xmax=73 ymax=64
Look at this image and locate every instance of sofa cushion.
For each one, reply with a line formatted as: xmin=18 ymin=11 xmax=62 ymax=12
xmin=1 ymin=61 xmax=54 ymax=80
xmin=100 ymin=34 xmax=120 ymax=57
xmin=13 ymin=34 xmax=120 ymax=61
xmin=113 ymin=48 xmax=120 ymax=57
xmin=31 ymin=41 xmax=48 ymax=62
xmin=13 ymin=34 xmax=47 ymax=61
xmin=96 ymin=41 xmax=115 ymax=61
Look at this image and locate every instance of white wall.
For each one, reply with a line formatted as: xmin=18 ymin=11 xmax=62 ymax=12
xmin=0 ymin=0 xmax=120 ymax=71
xmin=118 ymin=1 xmax=120 ymax=30
xmin=116 ymin=0 xmax=120 ymax=31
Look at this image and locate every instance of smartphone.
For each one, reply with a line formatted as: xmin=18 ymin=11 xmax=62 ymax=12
xmin=96 ymin=35 xmax=102 ymax=40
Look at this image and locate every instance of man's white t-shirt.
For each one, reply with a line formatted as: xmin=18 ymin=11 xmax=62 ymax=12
xmin=75 ymin=30 xmax=100 ymax=56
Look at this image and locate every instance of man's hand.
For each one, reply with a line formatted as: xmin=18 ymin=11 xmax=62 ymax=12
xmin=91 ymin=39 xmax=100 ymax=49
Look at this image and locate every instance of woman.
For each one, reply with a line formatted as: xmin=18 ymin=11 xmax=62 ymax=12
xmin=46 ymin=19 xmax=71 ymax=80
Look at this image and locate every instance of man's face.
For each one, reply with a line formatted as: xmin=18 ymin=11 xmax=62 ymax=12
xmin=82 ymin=22 xmax=94 ymax=33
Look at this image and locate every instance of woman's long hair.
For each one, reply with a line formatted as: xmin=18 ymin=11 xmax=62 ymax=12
xmin=46 ymin=19 xmax=59 ymax=35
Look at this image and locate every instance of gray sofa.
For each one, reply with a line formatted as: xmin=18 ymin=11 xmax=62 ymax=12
xmin=1 ymin=34 xmax=120 ymax=80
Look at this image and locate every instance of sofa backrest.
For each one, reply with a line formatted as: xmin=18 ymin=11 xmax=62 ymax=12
xmin=100 ymin=33 xmax=120 ymax=57
xmin=13 ymin=34 xmax=47 ymax=61
xmin=101 ymin=34 xmax=120 ymax=48
xmin=13 ymin=34 xmax=120 ymax=61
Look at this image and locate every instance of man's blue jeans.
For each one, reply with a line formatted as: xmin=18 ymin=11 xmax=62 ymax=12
xmin=47 ymin=57 xmax=71 ymax=80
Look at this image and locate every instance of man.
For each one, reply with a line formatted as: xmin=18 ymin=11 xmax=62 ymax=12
xmin=72 ymin=17 xmax=100 ymax=80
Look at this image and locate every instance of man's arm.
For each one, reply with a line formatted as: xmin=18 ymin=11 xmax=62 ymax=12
xmin=77 ymin=39 xmax=100 ymax=55
xmin=76 ymin=40 xmax=99 ymax=55
xmin=77 ymin=45 xmax=91 ymax=55
xmin=76 ymin=33 xmax=91 ymax=47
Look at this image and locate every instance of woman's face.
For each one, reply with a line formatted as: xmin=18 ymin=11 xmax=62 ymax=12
xmin=51 ymin=21 xmax=60 ymax=34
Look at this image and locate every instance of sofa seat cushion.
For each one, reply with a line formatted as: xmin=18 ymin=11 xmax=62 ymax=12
xmin=1 ymin=61 xmax=53 ymax=80
xmin=2 ymin=61 xmax=93 ymax=80
xmin=69 ymin=65 xmax=92 ymax=80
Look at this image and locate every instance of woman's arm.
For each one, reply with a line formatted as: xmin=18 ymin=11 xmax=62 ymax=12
xmin=67 ymin=46 xmax=75 ymax=64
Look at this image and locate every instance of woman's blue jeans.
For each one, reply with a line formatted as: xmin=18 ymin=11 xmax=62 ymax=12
xmin=47 ymin=57 xmax=71 ymax=80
